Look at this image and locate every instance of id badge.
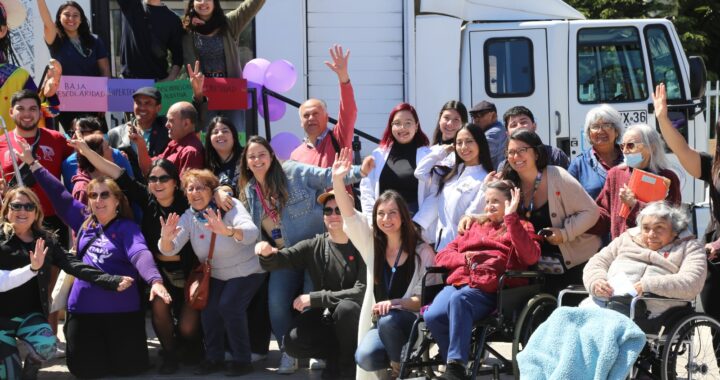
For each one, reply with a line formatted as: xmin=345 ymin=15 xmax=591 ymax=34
xmin=271 ymin=228 xmax=282 ymax=240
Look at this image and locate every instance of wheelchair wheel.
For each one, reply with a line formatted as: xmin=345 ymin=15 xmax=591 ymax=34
xmin=661 ymin=313 xmax=720 ymax=380
xmin=511 ymin=293 xmax=556 ymax=380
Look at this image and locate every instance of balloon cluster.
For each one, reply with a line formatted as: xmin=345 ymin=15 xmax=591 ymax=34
xmin=243 ymin=58 xmax=297 ymax=121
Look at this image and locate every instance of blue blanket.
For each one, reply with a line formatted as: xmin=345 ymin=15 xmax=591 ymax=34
xmin=517 ymin=306 xmax=646 ymax=380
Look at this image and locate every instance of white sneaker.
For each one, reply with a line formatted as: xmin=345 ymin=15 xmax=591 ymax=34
xmin=309 ymin=358 xmax=326 ymax=370
xmin=251 ymin=353 xmax=268 ymax=363
xmin=276 ymin=352 xmax=297 ymax=374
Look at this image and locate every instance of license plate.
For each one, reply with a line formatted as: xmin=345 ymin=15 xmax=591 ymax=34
xmin=620 ymin=110 xmax=648 ymax=125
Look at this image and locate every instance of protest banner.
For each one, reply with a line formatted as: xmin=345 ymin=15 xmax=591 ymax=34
xmin=108 ymin=79 xmax=154 ymax=112
xmin=57 ymin=76 xmax=108 ymax=112
xmin=203 ymin=77 xmax=248 ymax=111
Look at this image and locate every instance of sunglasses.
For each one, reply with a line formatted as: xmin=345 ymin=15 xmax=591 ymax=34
xmin=323 ymin=207 xmax=341 ymax=216
xmin=9 ymin=202 xmax=37 ymax=212
xmin=148 ymin=175 xmax=172 ymax=184
xmin=620 ymin=141 xmax=644 ymax=151
xmin=88 ymin=191 xmax=112 ymax=200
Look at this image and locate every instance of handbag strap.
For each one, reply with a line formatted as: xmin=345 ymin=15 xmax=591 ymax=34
xmin=207 ymin=233 xmax=217 ymax=261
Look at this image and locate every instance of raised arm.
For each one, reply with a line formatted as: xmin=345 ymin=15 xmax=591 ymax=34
xmin=653 ymin=83 xmax=702 ymax=178
xmin=326 ymin=45 xmax=356 ymax=148
xmin=331 ymin=148 xmax=357 ymax=218
xmin=37 ymin=0 xmax=59 ymax=45
xmin=68 ymin=136 xmax=123 ymax=178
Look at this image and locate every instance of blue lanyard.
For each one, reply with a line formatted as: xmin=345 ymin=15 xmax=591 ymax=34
xmin=383 ymin=246 xmax=403 ymax=296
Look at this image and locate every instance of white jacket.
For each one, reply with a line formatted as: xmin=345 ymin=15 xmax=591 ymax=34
xmin=0 ymin=266 xmax=36 ymax=292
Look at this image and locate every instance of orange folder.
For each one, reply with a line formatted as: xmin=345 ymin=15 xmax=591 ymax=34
xmin=618 ymin=169 xmax=671 ymax=218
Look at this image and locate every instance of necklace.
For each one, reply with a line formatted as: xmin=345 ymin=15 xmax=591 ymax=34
xmin=522 ymin=171 xmax=543 ymax=218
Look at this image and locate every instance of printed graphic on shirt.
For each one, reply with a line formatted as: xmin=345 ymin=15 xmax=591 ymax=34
xmin=86 ymin=235 xmax=113 ymax=265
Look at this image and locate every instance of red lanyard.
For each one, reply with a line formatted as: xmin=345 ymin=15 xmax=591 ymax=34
xmin=255 ymin=182 xmax=279 ymax=225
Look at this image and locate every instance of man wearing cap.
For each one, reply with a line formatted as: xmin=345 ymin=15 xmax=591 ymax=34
xmin=290 ymin=45 xmax=356 ymax=168
xmin=108 ymin=86 xmax=170 ymax=178
xmin=470 ymin=100 xmax=507 ymax=169
xmin=255 ymin=190 xmax=365 ymax=380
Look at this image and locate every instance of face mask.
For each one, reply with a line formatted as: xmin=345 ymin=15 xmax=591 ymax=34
xmin=623 ymin=152 xmax=644 ymax=168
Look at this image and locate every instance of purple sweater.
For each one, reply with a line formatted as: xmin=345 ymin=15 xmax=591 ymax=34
xmin=34 ymin=167 xmax=161 ymax=313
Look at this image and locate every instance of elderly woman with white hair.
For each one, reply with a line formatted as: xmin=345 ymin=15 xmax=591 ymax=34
xmin=568 ymin=104 xmax=625 ymax=199
xmin=583 ymin=201 xmax=706 ymax=331
xmin=595 ymin=124 xmax=681 ymax=239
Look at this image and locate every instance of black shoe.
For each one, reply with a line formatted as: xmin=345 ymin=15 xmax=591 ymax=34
xmin=158 ymin=351 xmax=179 ymax=375
xmin=225 ymin=361 xmax=254 ymax=377
xmin=21 ymin=357 xmax=42 ymax=380
xmin=194 ymin=359 xmax=225 ymax=375
xmin=439 ymin=362 xmax=468 ymax=380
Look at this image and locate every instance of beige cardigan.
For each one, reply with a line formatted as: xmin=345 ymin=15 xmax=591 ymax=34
xmin=343 ymin=211 xmax=436 ymax=380
xmin=545 ymin=165 xmax=602 ymax=268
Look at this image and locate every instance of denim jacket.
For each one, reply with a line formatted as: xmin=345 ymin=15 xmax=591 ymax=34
xmin=567 ymin=147 xmax=623 ymax=199
xmin=242 ymin=160 xmax=363 ymax=246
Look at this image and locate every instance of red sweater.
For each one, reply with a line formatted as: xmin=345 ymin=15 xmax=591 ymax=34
xmin=434 ymin=213 xmax=541 ymax=293
xmin=290 ymin=81 xmax=356 ymax=168
xmin=595 ymin=165 xmax=681 ymax=239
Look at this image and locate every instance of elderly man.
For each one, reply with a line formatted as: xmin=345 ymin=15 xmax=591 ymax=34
xmin=290 ymin=45 xmax=356 ymax=168
xmin=108 ymin=87 xmax=170 ymax=178
xmin=470 ymin=100 xmax=506 ymax=169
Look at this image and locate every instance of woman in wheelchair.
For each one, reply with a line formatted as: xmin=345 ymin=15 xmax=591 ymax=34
xmin=583 ymin=201 xmax=707 ymax=331
xmin=423 ymin=180 xmax=540 ymax=380
xmin=331 ymin=153 xmax=436 ymax=379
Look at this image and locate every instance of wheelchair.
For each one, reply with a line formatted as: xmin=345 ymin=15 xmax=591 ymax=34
xmin=558 ymin=286 xmax=720 ymax=380
xmin=399 ymin=266 xmax=556 ymax=379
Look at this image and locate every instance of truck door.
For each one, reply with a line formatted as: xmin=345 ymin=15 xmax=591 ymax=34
xmin=467 ymin=28 xmax=550 ymax=143
xmin=568 ymin=24 xmax=651 ymax=158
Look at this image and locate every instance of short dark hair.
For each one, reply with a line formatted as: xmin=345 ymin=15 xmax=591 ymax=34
xmin=503 ymin=106 xmax=535 ymax=127
xmin=501 ymin=129 xmax=549 ymax=185
xmin=11 ymin=90 xmax=41 ymax=108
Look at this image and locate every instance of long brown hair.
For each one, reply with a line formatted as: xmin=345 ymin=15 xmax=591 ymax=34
xmin=238 ymin=136 xmax=289 ymax=211
xmin=80 ymin=177 xmax=133 ymax=231
xmin=0 ymin=187 xmax=48 ymax=239
xmin=372 ymin=190 xmax=421 ymax=286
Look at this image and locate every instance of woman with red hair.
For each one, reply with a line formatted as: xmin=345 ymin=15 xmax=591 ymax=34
xmin=359 ymin=103 xmax=431 ymax=223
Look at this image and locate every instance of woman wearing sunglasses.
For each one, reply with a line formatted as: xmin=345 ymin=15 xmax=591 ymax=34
xmin=61 ymin=138 xmax=201 ymax=374
xmin=595 ymin=123 xmax=681 ymax=239
xmin=238 ymin=137 xmax=369 ymax=373
xmin=17 ymin=139 xmax=172 ymax=378
xmin=0 ymin=186 xmax=133 ymax=379
xmin=159 ymin=169 xmax=262 ymax=376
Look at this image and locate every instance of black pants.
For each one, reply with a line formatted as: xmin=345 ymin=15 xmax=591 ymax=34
xmin=64 ymin=311 xmax=149 ymax=378
xmin=701 ymin=261 xmax=720 ymax=321
xmin=247 ymin=272 xmax=271 ymax=355
xmin=284 ymin=299 xmax=360 ymax=368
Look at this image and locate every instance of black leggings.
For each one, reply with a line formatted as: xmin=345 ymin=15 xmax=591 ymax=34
xmin=65 ymin=311 xmax=149 ymax=378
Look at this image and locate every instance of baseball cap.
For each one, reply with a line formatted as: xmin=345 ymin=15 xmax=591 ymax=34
xmin=0 ymin=0 xmax=26 ymax=30
xmin=317 ymin=189 xmax=353 ymax=205
xmin=132 ymin=87 xmax=162 ymax=103
xmin=470 ymin=101 xmax=496 ymax=114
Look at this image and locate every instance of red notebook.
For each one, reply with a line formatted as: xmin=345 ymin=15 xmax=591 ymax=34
xmin=618 ymin=169 xmax=671 ymax=218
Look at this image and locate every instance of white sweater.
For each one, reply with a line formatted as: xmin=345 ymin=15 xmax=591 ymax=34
xmin=0 ymin=266 xmax=36 ymax=292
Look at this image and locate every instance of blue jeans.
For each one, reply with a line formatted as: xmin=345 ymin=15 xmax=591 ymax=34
xmin=268 ymin=269 xmax=313 ymax=349
xmin=355 ymin=309 xmax=416 ymax=371
xmin=423 ymin=285 xmax=496 ymax=363
xmin=202 ymin=273 xmax=265 ymax=363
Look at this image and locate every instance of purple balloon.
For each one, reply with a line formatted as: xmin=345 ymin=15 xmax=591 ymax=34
xmin=264 ymin=60 xmax=297 ymax=93
xmin=243 ymin=58 xmax=271 ymax=85
xmin=258 ymin=94 xmax=287 ymax=121
xmin=270 ymin=132 xmax=302 ymax=160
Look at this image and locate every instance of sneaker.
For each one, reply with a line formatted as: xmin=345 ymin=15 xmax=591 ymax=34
xmin=309 ymin=358 xmax=326 ymax=370
xmin=158 ymin=351 xmax=179 ymax=375
xmin=438 ymin=362 xmax=468 ymax=380
xmin=225 ymin=361 xmax=254 ymax=377
xmin=276 ymin=352 xmax=297 ymax=375
xmin=250 ymin=353 xmax=268 ymax=363
xmin=194 ymin=359 xmax=225 ymax=375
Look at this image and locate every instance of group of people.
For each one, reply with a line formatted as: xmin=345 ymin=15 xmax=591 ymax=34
xmin=0 ymin=1 xmax=717 ymax=380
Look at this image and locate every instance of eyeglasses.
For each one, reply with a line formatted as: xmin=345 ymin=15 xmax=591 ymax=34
xmin=589 ymin=123 xmax=615 ymax=132
xmin=8 ymin=202 xmax=36 ymax=212
xmin=323 ymin=207 xmax=341 ymax=216
xmin=620 ymin=141 xmax=644 ymax=151
xmin=391 ymin=121 xmax=416 ymax=129
xmin=88 ymin=191 xmax=111 ymax=200
xmin=186 ymin=185 xmax=208 ymax=193
xmin=506 ymin=147 xmax=532 ymax=157
xmin=148 ymin=175 xmax=172 ymax=184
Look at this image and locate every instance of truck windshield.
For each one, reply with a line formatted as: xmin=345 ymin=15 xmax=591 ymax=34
xmin=645 ymin=25 xmax=684 ymax=101
xmin=577 ymin=27 xmax=648 ymax=104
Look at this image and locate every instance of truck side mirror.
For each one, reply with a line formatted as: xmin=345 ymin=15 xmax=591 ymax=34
xmin=688 ymin=56 xmax=706 ymax=99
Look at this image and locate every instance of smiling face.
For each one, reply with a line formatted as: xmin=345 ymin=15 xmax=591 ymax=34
xmin=133 ymin=95 xmax=161 ymax=126
xmin=588 ymin=118 xmax=619 ymax=150
xmin=506 ymin=139 xmax=538 ymax=173
xmin=391 ymin=110 xmax=418 ymax=145
xmin=165 ymin=105 xmax=190 ymax=141
xmin=375 ymin=200 xmax=402 ymax=236
xmin=506 ymin=115 xmax=536 ymax=136
xmin=59 ymin=5 xmax=82 ymax=33
xmin=6 ymin=193 xmax=38 ymax=234
xmin=483 ymin=188 xmax=508 ymax=223
xmin=640 ymin=215 xmax=676 ymax=251
xmin=322 ymin=198 xmax=342 ymax=232
xmin=88 ymin=183 xmax=120 ymax=224
xmin=193 ymin=0 xmax=214 ymax=20
xmin=455 ymin=129 xmax=479 ymax=166
xmin=299 ymin=99 xmax=329 ymax=140
xmin=245 ymin=142 xmax=272 ymax=180
xmin=10 ymin=98 xmax=40 ymax=132
xmin=439 ymin=109 xmax=462 ymax=141
xmin=185 ymin=178 xmax=212 ymax=211
xmin=209 ymin=122 xmax=234 ymax=156
xmin=148 ymin=166 xmax=176 ymax=204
